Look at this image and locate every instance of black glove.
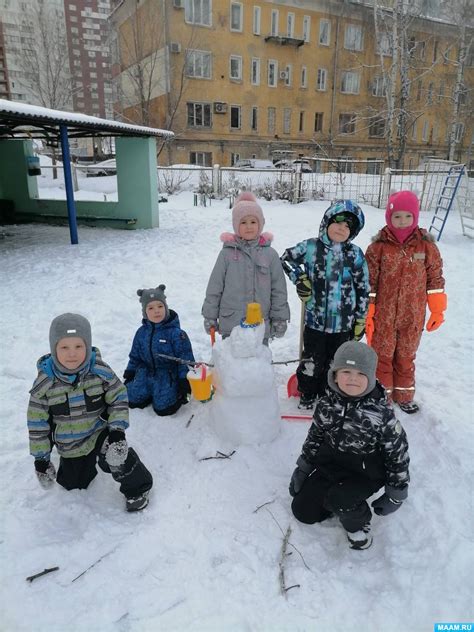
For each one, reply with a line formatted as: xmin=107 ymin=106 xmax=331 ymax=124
xmin=296 ymin=273 xmax=312 ymax=302
xmin=105 ymin=430 xmax=128 ymax=468
xmin=371 ymin=485 xmax=407 ymax=516
xmin=123 ymin=370 xmax=135 ymax=385
xmin=289 ymin=456 xmax=314 ymax=497
xmin=178 ymin=377 xmax=191 ymax=404
xmin=34 ymin=459 xmax=56 ymax=489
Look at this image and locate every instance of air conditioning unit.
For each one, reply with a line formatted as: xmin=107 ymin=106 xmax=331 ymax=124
xmin=169 ymin=42 xmax=181 ymax=54
xmin=214 ymin=102 xmax=228 ymax=114
xmin=279 ymin=70 xmax=288 ymax=80
xmin=173 ymin=0 xmax=184 ymax=8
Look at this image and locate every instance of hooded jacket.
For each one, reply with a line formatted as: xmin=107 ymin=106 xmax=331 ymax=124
xmin=27 ymin=348 xmax=128 ymax=460
xmin=202 ymin=233 xmax=290 ymax=338
xmin=365 ymin=226 xmax=445 ymax=331
xmin=281 ymin=202 xmax=369 ymax=333
xmin=300 ymin=384 xmax=410 ymax=490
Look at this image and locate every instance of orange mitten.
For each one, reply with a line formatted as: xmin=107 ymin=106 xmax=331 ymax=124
xmin=426 ymin=292 xmax=447 ymax=332
xmin=365 ymin=303 xmax=376 ymax=346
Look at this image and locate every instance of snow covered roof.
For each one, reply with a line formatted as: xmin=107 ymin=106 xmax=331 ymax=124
xmin=0 ymin=99 xmax=174 ymax=140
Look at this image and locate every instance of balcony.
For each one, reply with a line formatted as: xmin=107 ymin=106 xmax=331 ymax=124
xmin=264 ymin=34 xmax=305 ymax=48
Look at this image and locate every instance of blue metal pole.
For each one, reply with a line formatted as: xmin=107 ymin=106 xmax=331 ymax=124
xmin=59 ymin=124 xmax=79 ymax=244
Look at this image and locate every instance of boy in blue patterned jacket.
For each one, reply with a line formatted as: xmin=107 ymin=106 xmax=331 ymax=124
xmin=124 ymin=285 xmax=195 ymax=416
xmin=27 ymin=313 xmax=153 ymax=512
xmin=281 ymin=200 xmax=369 ymax=409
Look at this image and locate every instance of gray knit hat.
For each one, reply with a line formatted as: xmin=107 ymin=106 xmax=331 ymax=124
xmin=49 ymin=313 xmax=92 ymax=374
xmin=328 ymin=341 xmax=378 ymax=398
xmin=137 ymin=284 xmax=169 ymax=320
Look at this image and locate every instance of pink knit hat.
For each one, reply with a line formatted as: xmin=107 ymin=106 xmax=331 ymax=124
xmin=386 ymin=190 xmax=420 ymax=243
xmin=232 ymin=191 xmax=265 ymax=235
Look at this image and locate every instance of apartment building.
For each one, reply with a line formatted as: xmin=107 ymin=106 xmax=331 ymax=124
xmin=110 ymin=0 xmax=473 ymax=168
xmin=0 ymin=20 xmax=10 ymax=100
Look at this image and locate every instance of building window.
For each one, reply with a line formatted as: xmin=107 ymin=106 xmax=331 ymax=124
xmin=341 ymin=71 xmax=360 ymax=94
xmin=316 ymin=68 xmax=327 ymax=91
xmin=283 ymin=108 xmax=291 ymax=134
xmin=230 ymin=105 xmax=241 ymax=129
xmin=366 ymin=158 xmax=382 ymax=175
xmin=303 ymin=16 xmax=311 ymax=43
xmin=229 ymin=55 xmax=242 ymax=80
xmin=253 ymin=6 xmax=261 ymax=35
xmin=433 ymin=40 xmax=438 ymax=62
xmin=376 ymin=32 xmax=392 ymax=56
xmin=190 ymin=151 xmax=212 ymax=166
xmin=231 ymin=152 xmax=240 ymax=165
xmin=438 ymin=82 xmax=444 ymax=102
xmin=251 ymin=106 xmax=258 ymax=131
xmin=368 ymin=117 xmax=385 ymax=138
xmin=319 ymin=19 xmax=330 ymax=45
xmin=300 ymin=66 xmax=307 ymax=88
xmin=270 ymin=10 xmax=279 ymax=36
xmin=427 ymin=82 xmax=434 ymax=104
xmin=412 ymin=121 xmax=417 ymax=141
xmin=284 ymin=64 xmax=292 ymax=86
xmin=339 ymin=113 xmax=355 ymax=134
xmin=314 ymin=112 xmax=323 ymax=133
xmin=298 ymin=111 xmax=304 ymax=132
xmin=287 ymin=13 xmax=294 ymax=37
xmin=416 ymin=81 xmax=422 ymax=101
xmin=251 ymin=58 xmax=260 ymax=85
xmin=187 ymin=102 xmax=212 ymax=127
xmin=230 ymin=2 xmax=243 ymax=32
xmin=372 ymin=76 xmax=386 ymax=97
xmin=268 ymin=60 xmax=277 ymax=87
xmin=422 ymin=120 xmax=429 ymax=141
xmin=454 ymin=122 xmax=464 ymax=142
xmin=344 ymin=24 xmax=363 ymax=51
xmin=267 ymin=106 xmax=276 ymax=134
xmin=185 ymin=50 xmax=212 ymax=79
xmin=185 ymin=0 xmax=211 ymax=27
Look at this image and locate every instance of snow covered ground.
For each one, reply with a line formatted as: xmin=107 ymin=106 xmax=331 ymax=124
xmin=0 ymin=190 xmax=473 ymax=632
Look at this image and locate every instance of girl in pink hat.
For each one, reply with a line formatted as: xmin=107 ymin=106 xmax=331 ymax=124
xmin=365 ymin=190 xmax=447 ymax=413
xmin=202 ymin=191 xmax=290 ymax=343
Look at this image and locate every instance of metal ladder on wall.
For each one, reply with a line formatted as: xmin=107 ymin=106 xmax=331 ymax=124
xmin=428 ymin=165 xmax=468 ymax=241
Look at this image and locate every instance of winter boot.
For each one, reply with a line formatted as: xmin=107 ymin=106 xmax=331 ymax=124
xmin=346 ymin=524 xmax=373 ymax=550
xmin=126 ymin=490 xmax=150 ymax=513
xmin=397 ymin=401 xmax=419 ymax=414
xmin=298 ymin=393 xmax=317 ymax=410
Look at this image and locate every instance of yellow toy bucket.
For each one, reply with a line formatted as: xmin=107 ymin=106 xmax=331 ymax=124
xmin=187 ymin=364 xmax=213 ymax=401
xmin=244 ymin=302 xmax=263 ymax=325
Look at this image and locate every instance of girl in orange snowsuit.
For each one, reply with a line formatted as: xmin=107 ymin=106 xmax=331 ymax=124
xmin=365 ymin=190 xmax=446 ymax=414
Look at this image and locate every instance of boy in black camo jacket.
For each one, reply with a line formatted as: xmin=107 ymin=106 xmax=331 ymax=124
xmin=289 ymin=341 xmax=409 ymax=550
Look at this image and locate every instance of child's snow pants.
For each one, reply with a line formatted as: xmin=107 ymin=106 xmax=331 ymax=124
xmin=296 ymin=328 xmax=352 ymax=398
xmin=291 ymin=467 xmax=383 ymax=533
xmin=56 ymin=429 xmax=153 ymax=500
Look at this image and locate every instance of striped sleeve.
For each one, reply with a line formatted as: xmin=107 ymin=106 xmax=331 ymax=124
xmin=102 ymin=367 xmax=129 ymax=432
xmin=27 ymin=376 xmax=53 ymax=460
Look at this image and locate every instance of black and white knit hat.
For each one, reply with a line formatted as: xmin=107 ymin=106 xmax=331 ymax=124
xmin=137 ymin=285 xmax=169 ymax=320
xmin=49 ymin=313 xmax=92 ymax=374
xmin=328 ymin=341 xmax=378 ymax=398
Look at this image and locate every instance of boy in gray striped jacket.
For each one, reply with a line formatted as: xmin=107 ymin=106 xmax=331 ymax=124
xmin=27 ymin=313 xmax=153 ymax=512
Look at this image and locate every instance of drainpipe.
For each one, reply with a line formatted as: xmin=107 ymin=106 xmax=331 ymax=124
xmin=162 ymin=0 xmax=173 ymax=165
xmin=59 ymin=125 xmax=79 ymax=245
xmin=329 ymin=13 xmax=340 ymax=150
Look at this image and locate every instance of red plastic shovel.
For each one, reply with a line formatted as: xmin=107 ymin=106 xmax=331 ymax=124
xmin=287 ymin=302 xmax=305 ymax=398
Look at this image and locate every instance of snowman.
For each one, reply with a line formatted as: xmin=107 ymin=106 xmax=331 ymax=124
xmin=208 ymin=303 xmax=281 ymax=447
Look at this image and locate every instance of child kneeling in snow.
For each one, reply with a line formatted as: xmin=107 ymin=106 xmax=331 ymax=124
xmin=289 ymin=341 xmax=409 ymax=550
xmin=124 ymin=285 xmax=195 ymax=416
xmin=27 ymin=313 xmax=153 ymax=512
xmin=202 ymin=191 xmax=290 ymax=343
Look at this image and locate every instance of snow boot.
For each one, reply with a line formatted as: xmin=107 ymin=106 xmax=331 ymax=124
xmin=397 ymin=401 xmax=419 ymax=414
xmin=346 ymin=524 xmax=373 ymax=550
xmin=126 ymin=491 xmax=150 ymax=512
xmin=298 ymin=393 xmax=317 ymax=410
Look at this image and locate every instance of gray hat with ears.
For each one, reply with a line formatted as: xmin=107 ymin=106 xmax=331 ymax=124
xmin=137 ymin=285 xmax=169 ymax=320
xmin=49 ymin=313 xmax=92 ymax=374
xmin=328 ymin=341 xmax=378 ymax=398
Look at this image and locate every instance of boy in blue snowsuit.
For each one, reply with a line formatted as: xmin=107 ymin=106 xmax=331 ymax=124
xmin=281 ymin=200 xmax=369 ymax=409
xmin=124 ymin=285 xmax=195 ymax=416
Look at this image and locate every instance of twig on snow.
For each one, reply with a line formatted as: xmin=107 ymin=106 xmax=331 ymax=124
xmin=278 ymin=525 xmax=300 ymax=596
xmin=265 ymin=508 xmax=311 ymax=572
xmin=185 ymin=414 xmax=194 ymax=428
xmin=199 ymin=450 xmax=236 ymax=461
xmin=71 ymin=546 xmax=118 ymax=583
xmin=26 ymin=566 xmax=59 ymax=583
xmin=253 ymin=499 xmax=276 ymax=513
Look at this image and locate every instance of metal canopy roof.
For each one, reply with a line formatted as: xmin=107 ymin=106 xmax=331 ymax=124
xmin=0 ymin=99 xmax=174 ymax=143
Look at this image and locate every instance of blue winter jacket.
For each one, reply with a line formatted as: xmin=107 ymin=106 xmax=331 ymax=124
xmin=281 ymin=200 xmax=369 ymax=333
xmin=126 ymin=310 xmax=195 ymax=405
